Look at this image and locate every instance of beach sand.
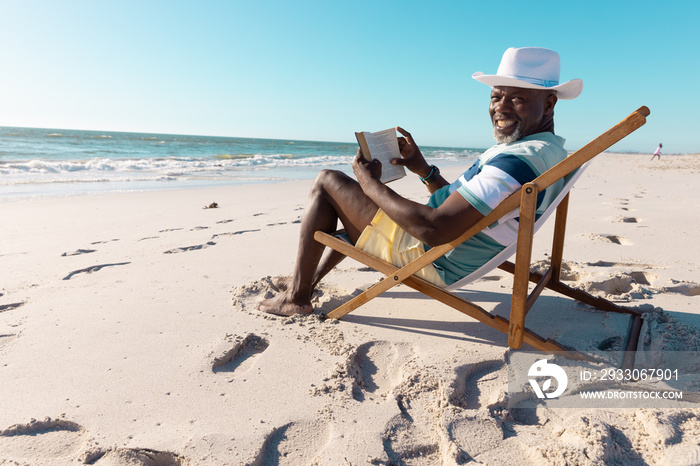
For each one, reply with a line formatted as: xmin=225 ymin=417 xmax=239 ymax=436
xmin=1 ymin=153 xmax=699 ymax=465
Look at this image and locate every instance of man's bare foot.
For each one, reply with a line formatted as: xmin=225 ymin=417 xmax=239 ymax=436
xmin=258 ymin=292 xmax=313 ymax=316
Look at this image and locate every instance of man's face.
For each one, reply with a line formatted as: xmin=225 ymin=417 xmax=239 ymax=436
xmin=489 ymin=86 xmax=556 ymax=144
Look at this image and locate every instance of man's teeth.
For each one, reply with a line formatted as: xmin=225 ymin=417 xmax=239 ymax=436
xmin=497 ymin=120 xmax=515 ymax=128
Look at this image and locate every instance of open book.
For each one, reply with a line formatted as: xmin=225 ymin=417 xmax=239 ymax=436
xmin=355 ymin=128 xmax=407 ymax=183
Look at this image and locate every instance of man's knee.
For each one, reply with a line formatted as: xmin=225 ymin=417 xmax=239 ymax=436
xmin=311 ymin=169 xmax=352 ymax=194
xmin=314 ymin=169 xmax=347 ymax=186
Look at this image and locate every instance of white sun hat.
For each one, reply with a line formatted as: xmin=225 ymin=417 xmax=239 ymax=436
xmin=472 ymin=47 xmax=583 ymax=100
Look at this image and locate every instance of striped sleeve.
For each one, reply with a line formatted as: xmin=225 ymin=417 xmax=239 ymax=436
xmin=487 ymin=153 xmax=538 ymax=185
xmin=456 ymin=152 xmax=537 ymax=217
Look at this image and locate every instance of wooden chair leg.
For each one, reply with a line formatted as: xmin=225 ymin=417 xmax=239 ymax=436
xmin=509 ymin=182 xmax=539 ymax=349
xmin=551 ymin=193 xmax=570 ymax=281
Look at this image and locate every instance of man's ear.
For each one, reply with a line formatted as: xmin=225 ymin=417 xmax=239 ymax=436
xmin=544 ymin=93 xmax=558 ymax=115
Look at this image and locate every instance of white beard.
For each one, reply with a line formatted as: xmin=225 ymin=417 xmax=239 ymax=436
xmin=493 ymin=123 xmax=522 ymax=145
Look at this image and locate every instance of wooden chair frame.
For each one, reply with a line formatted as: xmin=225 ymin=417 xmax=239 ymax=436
xmin=314 ymin=107 xmax=650 ymax=363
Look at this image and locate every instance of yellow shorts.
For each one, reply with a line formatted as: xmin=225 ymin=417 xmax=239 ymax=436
xmin=356 ymin=209 xmax=446 ymax=287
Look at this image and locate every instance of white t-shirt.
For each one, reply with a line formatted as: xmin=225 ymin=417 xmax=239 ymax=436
xmin=427 ymin=132 xmax=567 ymax=284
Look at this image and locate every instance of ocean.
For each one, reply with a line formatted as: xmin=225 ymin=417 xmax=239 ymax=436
xmin=0 ymin=126 xmax=483 ymax=201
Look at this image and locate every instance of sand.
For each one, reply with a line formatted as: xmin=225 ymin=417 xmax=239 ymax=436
xmin=1 ymin=153 xmax=699 ymax=465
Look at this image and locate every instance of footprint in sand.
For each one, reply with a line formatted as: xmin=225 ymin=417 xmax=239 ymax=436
xmin=212 ymin=333 xmax=269 ymax=375
xmin=163 ymin=241 xmax=216 ymax=254
xmin=446 ymin=412 xmax=504 ymax=463
xmin=597 ymin=336 xmax=625 ymax=351
xmin=383 ymin=411 xmax=440 ymax=464
xmin=449 ymin=359 xmax=507 ymax=410
xmin=586 ymin=260 xmax=656 ymax=268
xmin=211 ymin=229 xmax=260 ymax=239
xmin=350 ymin=341 xmax=414 ymax=401
xmin=663 ymin=280 xmax=700 ymax=297
xmin=84 ymin=447 xmax=192 ymax=465
xmin=266 ymin=219 xmax=302 ymax=227
xmin=478 ymin=275 xmax=505 ymax=282
xmin=586 ymin=276 xmax=633 ymax=296
xmin=585 ymin=271 xmax=658 ymax=297
xmin=61 ymin=248 xmax=97 ymax=256
xmin=615 ymin=199 xmax=635 ymax=211
xmin=618 ymin=216 xmax=641 ymax=224
xmin=62 ymin=262 xmax=131 ymax=280
xmin=251 ymin=419 xmax=330 ymax=466
xmin=0 ymin=418 xmax=86 ymax=463
xmin=90 ymin=239 xmax=120 ymax=245
xmin=590 ymin=233 xmax=633 ymax=245
xmin=0 ymin=302 xmax=25 ymax=313
xmin=382 ymin=372 xmax=445 ymax=464
xmin=385 ymin=368 xmax=504 ymax=464
xmin=628 ymin=271 xmax=657 ymax=285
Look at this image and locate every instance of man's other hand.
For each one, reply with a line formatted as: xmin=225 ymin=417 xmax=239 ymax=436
xmin=394 ymin=127 xmax=431 ymax=177
xmin=353 ymin=150 xmax=382 ymax=185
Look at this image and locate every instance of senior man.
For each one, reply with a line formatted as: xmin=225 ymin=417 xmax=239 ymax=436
xmin=260 ymin=47 xmax=583 ymax=316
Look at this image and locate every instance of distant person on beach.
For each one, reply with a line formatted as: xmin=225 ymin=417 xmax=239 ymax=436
xmin=259 ymin=47 xmax=583 ymax=316
xmin=651 ymin=143 xmax=662 ymax=160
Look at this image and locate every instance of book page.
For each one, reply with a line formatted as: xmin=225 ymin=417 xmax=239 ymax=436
xmin=355 ymin=128 xmax=406 ymax=183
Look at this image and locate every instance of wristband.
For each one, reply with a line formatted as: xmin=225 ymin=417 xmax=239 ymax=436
xmin=420 ymin=165 xmax=440 ymax=185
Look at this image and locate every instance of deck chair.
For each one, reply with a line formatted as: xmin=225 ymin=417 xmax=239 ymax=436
xmin=314 ymin=106 xmax=650 ymax=363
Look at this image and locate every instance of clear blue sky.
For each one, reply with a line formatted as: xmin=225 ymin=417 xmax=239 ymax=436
xmin=1 ymin=1 xmax=697 ymax=153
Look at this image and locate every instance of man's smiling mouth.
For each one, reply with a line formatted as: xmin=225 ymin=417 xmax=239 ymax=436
xmin=493 ymin=113 xmax=518 ymax=129
xmin=496 ymin=119 xmax=517 ymax=129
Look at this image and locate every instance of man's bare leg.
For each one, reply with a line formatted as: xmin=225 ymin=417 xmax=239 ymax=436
xmin=272 ymin=249 xmax=346 ymax=292
xmin=259 ymin=170 xmax=377 ymax=316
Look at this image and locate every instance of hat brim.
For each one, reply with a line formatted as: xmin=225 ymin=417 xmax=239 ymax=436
xmin=472 ymin=72 xmax=583 ymax=100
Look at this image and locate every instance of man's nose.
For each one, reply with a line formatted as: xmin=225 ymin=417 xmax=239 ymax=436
xmin=493 ymin=97 xmax=512 ymax=113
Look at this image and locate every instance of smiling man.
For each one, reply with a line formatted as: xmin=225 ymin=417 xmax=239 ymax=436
xmin=259 ymin=47 xmax=582 ymax=316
